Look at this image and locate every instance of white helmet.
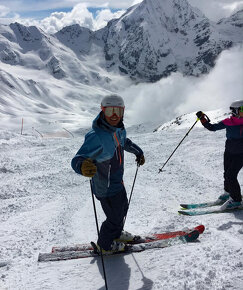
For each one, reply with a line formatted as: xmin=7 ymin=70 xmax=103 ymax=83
xmin=101 ymin=94 xmax=124 ymax=108
xmin=230 ymin=100 xmax=243 ymax=116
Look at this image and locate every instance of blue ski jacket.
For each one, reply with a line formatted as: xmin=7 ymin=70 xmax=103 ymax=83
xmin=203 ymin=116 xmax=243 ymax=154
xmin=71 ymin=113 xmax=143 ymax=197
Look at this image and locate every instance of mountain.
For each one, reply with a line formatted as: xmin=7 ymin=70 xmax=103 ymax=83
xmin=0 ymin=0 xmax=242 ymax=127
xmin=217 ymin=9 xmax=243 ymax=27
xmin=0 ymin=22 xmax=124 ymax=128
xmin=99 ymin=0 xmax=243 ymax=81
xmin=0 ymin=0 xmax=242 ymax=84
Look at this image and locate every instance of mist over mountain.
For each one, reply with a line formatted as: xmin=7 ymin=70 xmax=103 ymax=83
xmin=0 ymin=0 xmax=242 ymax=128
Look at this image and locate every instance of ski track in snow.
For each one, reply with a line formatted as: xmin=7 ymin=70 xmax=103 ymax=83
xmin=0 ymin=126 xmax=242 ymax=290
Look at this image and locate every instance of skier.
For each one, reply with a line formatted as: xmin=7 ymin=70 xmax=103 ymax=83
xmin=196 ymin=100 xmax=243 ymax=210
xmin=71 ymin=94 xmax=145 ymax=254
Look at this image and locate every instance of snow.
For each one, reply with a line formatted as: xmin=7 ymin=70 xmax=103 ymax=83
xmin=0 ymin=1 xmax=243 ymax=288
xmin=0 ymin=112 xmax=242 ymax=290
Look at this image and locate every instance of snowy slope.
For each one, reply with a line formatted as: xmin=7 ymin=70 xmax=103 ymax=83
xmin=0 ymin=22 xmax=132 ymax=131
xmin=0 ymin=111 xmax=242 ymax=290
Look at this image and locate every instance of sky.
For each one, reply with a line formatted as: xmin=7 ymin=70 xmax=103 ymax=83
xmin=0 ymin=0 xmax=243 ymax=33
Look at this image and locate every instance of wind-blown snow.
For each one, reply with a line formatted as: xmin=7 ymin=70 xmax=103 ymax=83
xmin=0 ymin=111 xmax=242 ymax=290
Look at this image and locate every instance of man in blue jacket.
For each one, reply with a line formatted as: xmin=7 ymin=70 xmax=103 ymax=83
xmin=71 ymin=94 xmax=145 ymax=254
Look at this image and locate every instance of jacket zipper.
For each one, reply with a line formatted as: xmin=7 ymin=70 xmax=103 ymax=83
xmin=114 ymin=133 xmax=122 ymax=165
xmin=107 ymin=164 xmax=111 ymax=188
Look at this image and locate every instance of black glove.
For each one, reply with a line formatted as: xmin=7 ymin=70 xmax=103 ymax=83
xmin=196 ymin=111 xmax=209 ymax=124
xmin=136 ymin=154 xmax=145 ymax=166
xmin=196 ymin=111 xmax=204 ymax=119
xmin=81 ymin=158 xmax=97 ymax=177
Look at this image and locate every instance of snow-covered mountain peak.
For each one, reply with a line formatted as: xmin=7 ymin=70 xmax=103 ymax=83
xmin=115 ymin=0 xmax=205 ymax=33
xmin=9 ymin=22 xmax=46 ymax=43
xmin=140 ymin=0 xmax=203 ymax=22
xmin=54 ymin=24 xmax=97 ymax=55
xmin=55 ymin=23 xmax=93 ymax=42
xmin=218 ymin=9 xmax=243 ymax=27
xmin=102 ymin=0 xmax=231 ymax=81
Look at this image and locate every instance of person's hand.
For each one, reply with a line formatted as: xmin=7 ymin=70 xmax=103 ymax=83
xmin=136 ymin=154 xmax=145 ymax=166
xmin=196 ymin=111 xmax=208 ymax=124
xmin=196 ymin=111 xmax=205 ymax=119
xmin=81 ymin=158 xmax=97 ymax=177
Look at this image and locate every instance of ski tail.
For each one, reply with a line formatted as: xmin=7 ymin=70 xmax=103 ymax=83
xmin=180 ymin=195 xmax=243 ymax=210
xmin=178 ymin=205 xmax=243 ymax=216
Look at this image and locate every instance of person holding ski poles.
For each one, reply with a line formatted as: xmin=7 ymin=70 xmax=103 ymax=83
xmin=196 ymin=100 xmax=243 ymax=210
xmin=71 ymin=94 xmax=145 ymax=254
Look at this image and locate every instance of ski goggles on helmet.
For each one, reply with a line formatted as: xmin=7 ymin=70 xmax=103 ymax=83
xmin=230 ymin=106 xmax=243 ymax=116
xmin=102 ymin=106 xmax=124 ymax=117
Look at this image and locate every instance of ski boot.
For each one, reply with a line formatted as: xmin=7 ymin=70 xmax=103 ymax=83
xmin=217 ymin=192 xmax=230 ymax=202
xmin=94 ymin=241 xmax=126 ymax=255
xmin=220 ymin=197 xmax=241 ymax=210
xmin=115 ymin=230 xmax=141 ymax=243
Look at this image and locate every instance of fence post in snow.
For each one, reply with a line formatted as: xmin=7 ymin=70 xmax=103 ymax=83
xmin=21 ymin=118 xmax=24 ymax=135
xmin=63 ymin=127 xmax=74 ymax=138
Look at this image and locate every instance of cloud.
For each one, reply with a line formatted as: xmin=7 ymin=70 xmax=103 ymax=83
xmin=6 ymin=3 xmax=125 ymax=33
xmin=222 ymin=1 xmax=243 ymax=13
xmin=0 ymin=5 xmax=10 ymax=17
xmin=0 ymin=4 xmax=20 ymax=24
xmin=39 ymin=4 xmax=95 ymax=33
xmin=1 ymin=0 xmax=243 ymax=30
xmin=0 ymin=1 xmax=134 ymax=12
xmin=93 ymin=8 xmax=125 ymax=30
xmin=188 ymin=0 xmax=243 ymax=21
xmin=122 ymin=46 xmax=243 ymax=125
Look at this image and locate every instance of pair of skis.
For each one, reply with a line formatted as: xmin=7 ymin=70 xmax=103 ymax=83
xmin=38 ymin=197 xmax=243 ymax=262
xmin=178 ymin=198 xmax=243 ymax=216
xmin=38 ymin=225 xmax=205 ymax=262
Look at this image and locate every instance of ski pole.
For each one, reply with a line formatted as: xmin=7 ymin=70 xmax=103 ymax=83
xmin=158 ymin=118 xmax=199 ymax=173
xmin=123 ymin=164 xmax=139 ymax=228
xmin=90 ymin=179 xmax=108 ymax=290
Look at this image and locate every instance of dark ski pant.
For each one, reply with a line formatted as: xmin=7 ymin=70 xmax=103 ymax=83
xmin=224 ymin=151 xmax=243 ymax=202
xmin=97 ymin=188 xmax=128 ymax=250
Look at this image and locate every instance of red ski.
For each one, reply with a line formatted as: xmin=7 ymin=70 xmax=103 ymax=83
xmin=51 ymin=225 xmax=205 ymax=253
xmin=38 ymin=230 xmax=201 ymax=262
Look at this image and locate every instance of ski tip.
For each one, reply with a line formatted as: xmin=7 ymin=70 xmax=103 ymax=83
xmin=178 ymin=210 xmax=191 ymax=216
xmin=195 ymin=225 xmax=205 ymax=234
xmin=180 ymin=204 xmax=188 ymax=210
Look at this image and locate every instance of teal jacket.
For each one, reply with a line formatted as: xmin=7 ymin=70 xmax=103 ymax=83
xmin=71 ymin=113 xmax=143 ymax=197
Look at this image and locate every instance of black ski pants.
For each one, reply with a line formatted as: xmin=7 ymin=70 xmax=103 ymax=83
xmin=224 ymin=151 xmax=243 ymax=202
xmin=97 ymin=187 xmax=128 ymax=250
